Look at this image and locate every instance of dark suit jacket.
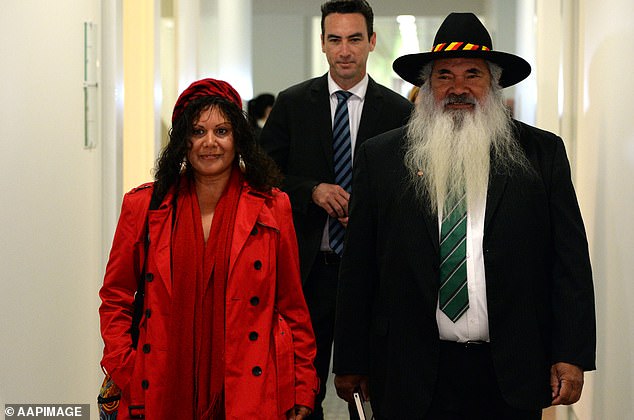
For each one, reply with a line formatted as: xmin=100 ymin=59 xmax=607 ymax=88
xmin=333 ymin=122 xmax=596 ymax=418
xmin=260 ymin=74 xmax=413 ymax=283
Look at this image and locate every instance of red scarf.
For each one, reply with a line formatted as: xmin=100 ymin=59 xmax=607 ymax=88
xmin=163 ymin=167 xmax=242 ymax=419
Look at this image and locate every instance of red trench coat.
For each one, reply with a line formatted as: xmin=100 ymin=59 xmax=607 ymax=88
xmin=99 ymin=181 xmax=318 ymax=419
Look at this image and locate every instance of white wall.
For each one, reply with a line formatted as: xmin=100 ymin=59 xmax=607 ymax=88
xmin=0 ymin=0 xmax=104 ymax=414
xmin=574 ymin=0 xmax=634 ymax=418
xmin=493 ymin=1 xmax=634 ymax=417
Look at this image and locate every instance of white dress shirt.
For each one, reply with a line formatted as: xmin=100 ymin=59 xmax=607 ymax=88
xmin=319 ymin=74 xmax=369 ymax=251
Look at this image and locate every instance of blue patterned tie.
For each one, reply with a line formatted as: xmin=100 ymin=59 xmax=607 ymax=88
xmin=329 ymin=90 xmax=353 ymax=255
xmin=439 ymin=192 xmax=469 ymax=321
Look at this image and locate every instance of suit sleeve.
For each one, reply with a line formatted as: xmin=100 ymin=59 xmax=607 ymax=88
xmin=547 ymin=137 xmax=596 ymax=370
xmin=333 ymin=143 xmax=377 ymax=375
xmin=260 ymin=92 xmax=321 ymax=215
xmin=273 ymin=192 xmax=319 ymax=408
xmin=98 ymin=187 xmax=150 ymax=390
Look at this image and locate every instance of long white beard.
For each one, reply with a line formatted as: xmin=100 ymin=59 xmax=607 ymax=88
xmin=404 ymin=85 xmax=528 ymax=214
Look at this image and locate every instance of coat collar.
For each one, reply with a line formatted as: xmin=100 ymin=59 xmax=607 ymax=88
xmin=147 ymin=181 xmax=273 ymax=296
xmin=416 ymin=168 xmax=509 ymax=249
xmin=402 ymin=145 xmax=512 ymax=252
xmin=228 ymin=184 xmax=271 ymax=276
xmin=310 ymin=74 xmax=387 ymax=170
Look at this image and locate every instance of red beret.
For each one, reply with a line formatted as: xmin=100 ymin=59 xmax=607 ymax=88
xmin=171 ymin=78 xmax=242 ymax=123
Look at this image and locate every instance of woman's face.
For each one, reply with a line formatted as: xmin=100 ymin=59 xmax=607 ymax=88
xmin=187 ymin=106 xmax=236 ymax=181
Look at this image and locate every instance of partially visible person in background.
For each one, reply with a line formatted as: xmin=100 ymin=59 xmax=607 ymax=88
xmin=407 ymin=85 xmax=420 ymax=104
xmin=259 ymin=1 xmax=412 ymax=418
xmin=248 ymin=92 xmax=275 ymax=139
xmin=99 ymin=78 xmax=318 ymax=420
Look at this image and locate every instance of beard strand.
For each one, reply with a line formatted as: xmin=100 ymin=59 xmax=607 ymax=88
xmin=404 ymin=85 xmax=529 ymax=215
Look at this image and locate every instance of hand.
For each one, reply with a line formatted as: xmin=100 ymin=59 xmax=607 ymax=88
xmin=286 ymin=405 xmax=311 ymax=420
xmin=337 ymin=216 xmax=349 ymax=228
xmin=334 ymin=374 xmax=369 ymax=403
xmin=312 ymin=183 xmax=350 ymax=218
xmin=550 ymin=362 xmax=584 ymax=405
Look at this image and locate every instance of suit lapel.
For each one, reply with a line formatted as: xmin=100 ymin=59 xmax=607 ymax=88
xmin=398 ymin=154 xmax=439 ymax=253
xmin=422 ymin=198 xmax=440 ymax=253
xmin=485 ymin=120 xmax=525 ymax=232
xmin=407 ymin=152 xmax=509 ymax=287
xmin=356 ymin=77 xmax=383 ymax=150
xmin=311 ymin=75 xmax=336 ymax=174
xmin=405 ymin=193 xmax=439 ymax=254
xmin=484 ymin=165 xmax=508 ymax=234
xmin=396 ymin=174 xmax=440 ymax=305
xmin=396 ymin=151 xmax=440 ymax=254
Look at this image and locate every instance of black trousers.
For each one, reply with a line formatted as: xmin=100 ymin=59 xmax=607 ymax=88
xmin=374 ymin=341 xmax=542 ymax=420
xmin=303 ymin=252 xmax=359 ymax=420
xmin=423 ymin=341 xmax=542 ymax=420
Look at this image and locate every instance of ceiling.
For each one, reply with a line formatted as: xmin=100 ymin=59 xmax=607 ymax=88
xmin=252 ymin=0 xmax=487 ymax=16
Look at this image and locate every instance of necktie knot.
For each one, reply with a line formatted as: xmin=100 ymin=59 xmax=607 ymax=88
xmin=335 ymin=90 xmax=352 ymax=103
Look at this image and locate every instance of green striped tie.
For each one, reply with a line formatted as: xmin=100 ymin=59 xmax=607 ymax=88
xmin=439 ymin=193 xmax=469 ymax=322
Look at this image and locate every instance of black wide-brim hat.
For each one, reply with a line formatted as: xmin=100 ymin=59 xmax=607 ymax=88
xmin=393 ymin=12 xmax=531 ymax=88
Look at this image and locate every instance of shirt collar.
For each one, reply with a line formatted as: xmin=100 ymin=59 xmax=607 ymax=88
xmin=327 ymin=73 xmax=369 ymax=100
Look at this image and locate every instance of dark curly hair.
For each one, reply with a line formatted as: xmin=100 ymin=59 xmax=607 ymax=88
xmin=153 ymin=96 xmax=282 ymax=202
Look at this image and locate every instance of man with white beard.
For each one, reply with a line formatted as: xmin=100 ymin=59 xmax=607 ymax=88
xmin=333 ymin=13 xmax=596 ymax=419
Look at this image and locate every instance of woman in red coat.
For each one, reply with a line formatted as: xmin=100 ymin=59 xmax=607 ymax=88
xmin=99 ymin=79 xmax=318 ymax=419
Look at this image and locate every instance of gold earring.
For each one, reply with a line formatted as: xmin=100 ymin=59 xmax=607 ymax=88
xmin=238 ymin=154 xmax=246 ymax=173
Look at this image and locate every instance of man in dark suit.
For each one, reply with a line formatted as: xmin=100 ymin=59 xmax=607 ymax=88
xmin=333 ymin=13 xmax=596 ymax=419
xmin=260 ymin=1 xmax=412 ymax=418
